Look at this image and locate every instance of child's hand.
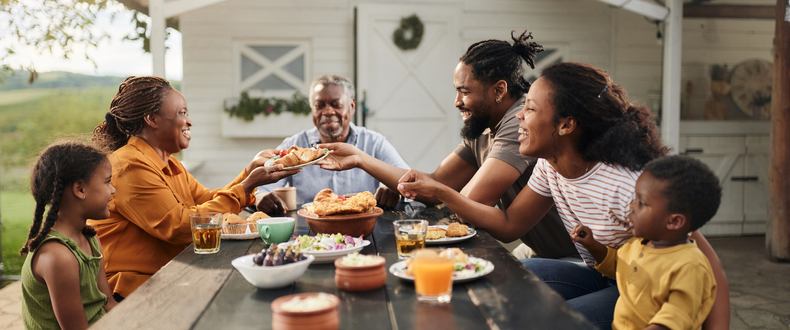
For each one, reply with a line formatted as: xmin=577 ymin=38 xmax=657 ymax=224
xmin=571 ymin=225 xmax=597 ymax=247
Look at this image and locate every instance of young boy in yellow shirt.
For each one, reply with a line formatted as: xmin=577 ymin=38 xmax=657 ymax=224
xmin=572 ymin=155 xmax=720 ymax=330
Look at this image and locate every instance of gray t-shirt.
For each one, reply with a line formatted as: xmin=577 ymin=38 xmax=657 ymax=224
xmin=454 ymin=94 xmax=579 ymax=259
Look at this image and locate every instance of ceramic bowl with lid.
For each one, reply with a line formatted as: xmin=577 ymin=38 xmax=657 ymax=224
xmin=271 ymin=292 xmax=340 ymax=330
xmin=334 ymin=254 xmax=387 ymax=292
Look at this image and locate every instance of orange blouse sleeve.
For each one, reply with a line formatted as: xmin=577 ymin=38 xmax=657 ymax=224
xmin=111 ymin=159 xmax=255 ymax=246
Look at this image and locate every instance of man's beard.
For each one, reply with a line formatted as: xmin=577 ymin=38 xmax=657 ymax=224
xmin=318 ymin=116 xmax=343 ymax=138
xmin=460 ymin=113 xmax=491 ymax=140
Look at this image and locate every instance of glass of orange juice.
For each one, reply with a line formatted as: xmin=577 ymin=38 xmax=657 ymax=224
xmin=411 ymin=249 xmax=454 ymax=303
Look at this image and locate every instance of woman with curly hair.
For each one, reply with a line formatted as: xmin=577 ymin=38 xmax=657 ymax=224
xmin=88 ymin=76 xmax=299 ymax=301
xmin=397 ymin=62 xmax=729 ymax=329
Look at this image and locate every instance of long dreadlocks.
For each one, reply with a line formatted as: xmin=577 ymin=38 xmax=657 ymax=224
xmin=92 ymin=76 xmax=172 ymax=152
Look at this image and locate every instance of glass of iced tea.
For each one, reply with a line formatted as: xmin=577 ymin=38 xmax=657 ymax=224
xmin=393 ymin=220 xmax=428 ymax=260
xmin=411 ymin=249 xmax=454 ymax=303
xmin=189 ymin=212 xmax=222 ymax=254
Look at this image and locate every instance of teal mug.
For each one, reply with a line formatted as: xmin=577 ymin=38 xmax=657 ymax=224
xmin=257 ymin=217 xmax=295 ymax=246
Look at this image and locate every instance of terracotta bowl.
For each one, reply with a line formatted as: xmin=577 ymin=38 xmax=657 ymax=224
xmin=271 ymin=292 xmax=340 ymax=330
xmin=334 ymin=255 xmax=387 ymax=292
xmin=297 ymin=207 xmax=383 ymax=238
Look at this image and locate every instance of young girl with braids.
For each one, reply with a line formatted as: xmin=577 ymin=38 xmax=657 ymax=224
xmin=397 ymin=62 xmax=729 ymax=329
xmin=88 ymin=76 xmax=298 ymax=301
xmin=20 ymin=141 xmax=117 ymax=329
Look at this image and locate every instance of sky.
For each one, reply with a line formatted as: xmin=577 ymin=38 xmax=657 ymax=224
xmin=3 ymin=4 xmax=183 ymax=80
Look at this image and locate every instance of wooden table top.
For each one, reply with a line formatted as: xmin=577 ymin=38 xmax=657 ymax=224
xmin=91 ymin=204 xmax=594 ymax=330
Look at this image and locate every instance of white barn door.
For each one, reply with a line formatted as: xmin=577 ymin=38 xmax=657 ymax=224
xmin=357 ymin=4 xmax=462 ymax=172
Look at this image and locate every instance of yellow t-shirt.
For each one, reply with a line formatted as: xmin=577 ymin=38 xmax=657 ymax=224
xmin=595 ymin=237 xmax=716 ymax=330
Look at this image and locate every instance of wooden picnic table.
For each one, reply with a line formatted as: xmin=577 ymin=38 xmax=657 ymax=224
xmin=91 ymin=204 xmax=594 ymax=330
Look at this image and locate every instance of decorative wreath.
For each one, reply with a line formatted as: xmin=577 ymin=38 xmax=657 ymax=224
xmin=393 ymin=14 xmax=424 ymax=51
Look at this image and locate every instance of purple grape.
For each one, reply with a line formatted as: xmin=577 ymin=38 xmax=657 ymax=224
xmin=252 ymin=253 xmax=264 ymax=266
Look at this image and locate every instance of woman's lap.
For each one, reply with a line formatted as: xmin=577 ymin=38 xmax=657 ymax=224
xmin=520 ymin=258 xmax=618 ymax=330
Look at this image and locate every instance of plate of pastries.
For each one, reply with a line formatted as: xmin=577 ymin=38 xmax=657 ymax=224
xmin=389 ymin=248 xmax=494 ymax=283
xmin=425 ymin=223 xmax=476 ymax=245
xmin=265 ymin=146 xmax=330 ymax=170
xmin=221 ymin=211 xmax=270 ymax=239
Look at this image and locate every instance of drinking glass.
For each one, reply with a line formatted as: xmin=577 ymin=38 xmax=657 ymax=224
xmin=393 ymin=220 xmax=428 ymax=260
xmin=189 ymin=212 xmax=222 ymax=254
xmin=411 ymin=249 xmax=454 ymax=303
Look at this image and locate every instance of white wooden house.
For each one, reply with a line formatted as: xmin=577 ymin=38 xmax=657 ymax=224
xmin=121 ymin=0 xmax=776 ymax=237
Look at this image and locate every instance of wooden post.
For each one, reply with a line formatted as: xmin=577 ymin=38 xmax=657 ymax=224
xmin=767 ymin=0 xmax=790 ymax=261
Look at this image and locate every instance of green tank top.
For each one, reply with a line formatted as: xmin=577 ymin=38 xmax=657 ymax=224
xmin=21 ymin=229 xmax=108 ymax=329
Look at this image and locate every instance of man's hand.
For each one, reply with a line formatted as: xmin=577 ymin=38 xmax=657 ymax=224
xmin=375 ymin=187 xmax=401 ymax=208
xmin=397 ymin=169 xmax=444 ymax=200
xmin=241 ymin=165 xmax=300 ymax=195
xmin=255 ymin=192 xmax=288 ymax=215
xmin=246 ymin=149 xmax=280 ymax=175
xmin=316 ymin=143 xmax=362 ymax=170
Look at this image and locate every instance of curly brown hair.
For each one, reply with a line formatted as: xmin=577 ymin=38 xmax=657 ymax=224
xmin=20 ymin=141 xmax=107 ymax=256
xmin=540 ymin=62 xmax=668 ymax=171
xmin=92 ymin=76 xmax=172 ymax=152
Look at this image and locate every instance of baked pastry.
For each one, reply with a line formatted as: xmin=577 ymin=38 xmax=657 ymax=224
xmin=306 ymin=189 xmax=377 ymax=216
xmin=439 ymin=247 xmax=468 ymax=264
xmin=222 ymin=213 xmax=247 ymax=234
xmin=246 ymin=211 xmax=270 ymax=233
xmin=274 ymin=146 xmax=325 ymax=167
xmin=445 ymin=223 xmax=469 ymax=237
xmin=426 ymin=227 xmax=447 ymax=240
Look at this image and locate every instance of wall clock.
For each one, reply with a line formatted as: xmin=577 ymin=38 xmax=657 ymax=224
xmin=729 ymin=59 xmax=773 ymax=119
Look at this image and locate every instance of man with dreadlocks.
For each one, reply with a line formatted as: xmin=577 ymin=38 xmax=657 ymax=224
xmin=318 ymin=30 xmax=578 ymax=260
xmin=88 ymin=76 xmax=299 ymax=301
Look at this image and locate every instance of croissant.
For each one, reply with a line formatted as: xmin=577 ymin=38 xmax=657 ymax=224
xmin=273 ymin=146 xmax=325 ymax=167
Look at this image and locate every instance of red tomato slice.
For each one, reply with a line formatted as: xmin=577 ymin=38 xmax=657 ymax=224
xmin=337 ymin=195 xmax=346 ymax=201
xmin=279 ymin=149 xmax=287 ymax=157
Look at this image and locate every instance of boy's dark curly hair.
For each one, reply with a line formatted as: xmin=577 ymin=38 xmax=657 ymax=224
xmin=460 ymin=29 xmax=544 ymax=99
xmin=540 ymin=62 xmax=669 ymax=171
xmin=644 ymin=155 xmax=722 ymax=231
xmin=20 ymin=141 xmax=107 ymax=255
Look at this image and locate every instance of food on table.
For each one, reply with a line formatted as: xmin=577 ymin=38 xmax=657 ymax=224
xmin=426 ymin=227 xmax=447 ymax=240
xmin=222 ymin=211 xmax=269 ymax=234
xmin=271 ymin=145 xmax=327 ymax=167
xmin=404 ymin=248 xmax=484 ymax=277
xmin=338 ymin=252 xmax=383 ymax=267
xmin=445 ymin=223 xmax=470 ymax=237
xmin=279 ymin=292 xmax=336 ymax=312
xmin=294 ymin=233 xmax=365 ymax=252
xmin=305 ymin=188 xmax=377 ymax=216
xmin=251 ymin=243 xmax=307 ymax=267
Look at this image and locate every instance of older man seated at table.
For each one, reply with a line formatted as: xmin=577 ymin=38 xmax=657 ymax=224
xmin=254 ymin=75 xmax=409 ymax=214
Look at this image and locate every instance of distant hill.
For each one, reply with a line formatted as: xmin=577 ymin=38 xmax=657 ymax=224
xmin=0 ymin=70 xmax=180 ymax=91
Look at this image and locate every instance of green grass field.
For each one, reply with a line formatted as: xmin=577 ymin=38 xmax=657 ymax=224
xmin=1 ymin=191 xmax=35 ymax=276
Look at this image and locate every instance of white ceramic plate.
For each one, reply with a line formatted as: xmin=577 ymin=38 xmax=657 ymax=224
xmin=222 ymin=232 xmax=259 ymax=240
xmin=301 ymin=240 xmax=371 ymax=263
xmin=425 ymin=225 xmax=477 ymax=245
xmin=388 ymin=256 xmax=494 ymax=283
xmin=264 ymin=149 xmax=330 ymax=170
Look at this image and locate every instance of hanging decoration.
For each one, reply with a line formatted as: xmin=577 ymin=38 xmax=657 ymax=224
xmin=393 ymin=14 xmax=424 ymax=51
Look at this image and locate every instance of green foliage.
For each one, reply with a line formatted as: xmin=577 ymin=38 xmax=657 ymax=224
xmin=225 ymin=91 xmax=311 ymax=122
xmin=1 ymin=191 xmax=36 ymax=276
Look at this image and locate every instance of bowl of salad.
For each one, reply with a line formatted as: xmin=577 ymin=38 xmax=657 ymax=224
xmin=293 ymin=234 xmax=371 ymax=263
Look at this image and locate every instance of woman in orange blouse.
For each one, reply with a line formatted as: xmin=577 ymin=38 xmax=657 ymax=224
xmin=88 ymin=76 xmax=298 ymax=300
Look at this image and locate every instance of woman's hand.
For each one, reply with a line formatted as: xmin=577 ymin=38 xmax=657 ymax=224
xmin=241 ymin=165 xmax=300 ymax=195
xmin=316 ymin=143 xmax=362 ymax=170
xmin=245 ymin=149 xmax=280 ymax=176
xmin=255 ymin=192 xmax=288 ymax=215
xmin=397 ymin=169 xmax=443 ymax=200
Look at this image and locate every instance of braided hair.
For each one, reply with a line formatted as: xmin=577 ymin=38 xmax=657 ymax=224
xmin=20 ymin=141 xmax=107 ymax=255
xmin=460 ymin=29 xmax=544 ymax=99
xmin=540 ymin=62 xmax=668 ymax=171
xmin=92 ymin=76 xmax=172 ymax=152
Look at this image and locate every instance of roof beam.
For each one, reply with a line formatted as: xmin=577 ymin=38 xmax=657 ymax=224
xmin=163 ymin=0 xmax=227 ymax=17
xmin=596 ymin=0 xmax=671 ymax=21
xmin=684 ymin=5 xmax=776 ymax=19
